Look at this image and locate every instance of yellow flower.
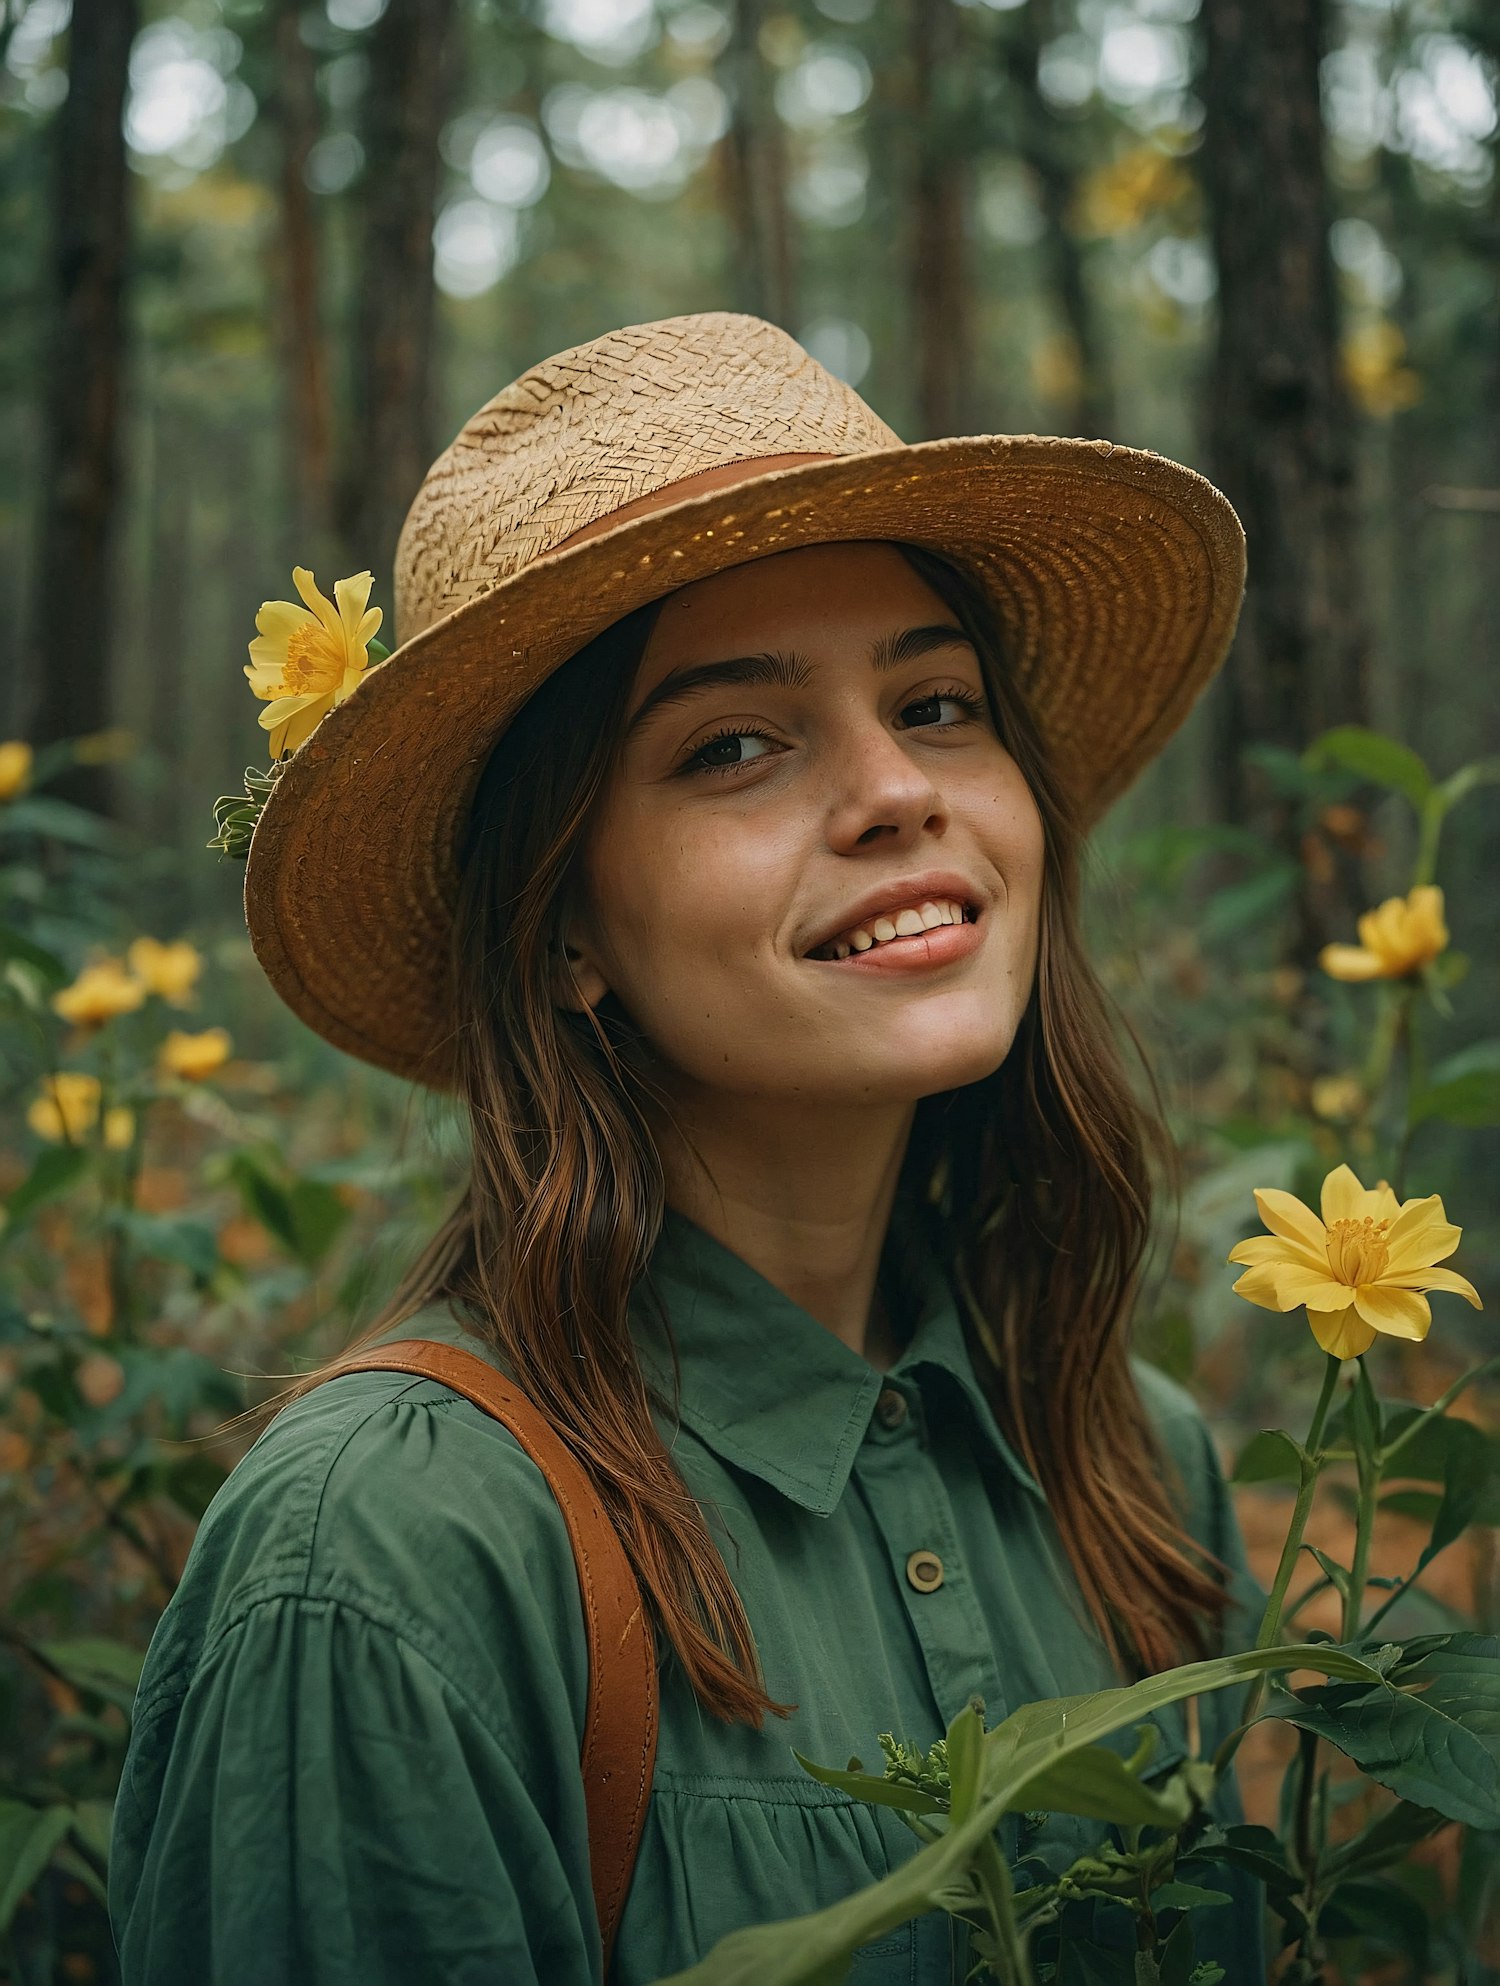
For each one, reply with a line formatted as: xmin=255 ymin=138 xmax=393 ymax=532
xmin=52 ymin=958 xmax=146 ymax=1028
xmin=0 ymin=740 xmax=33 ymax=801
xmin=158 ymin=1026 xmax=233 ymax=1081
xmin=1310 ymin=1074 xmax=1365 ymax=1124
xmin=1319 ymin=885 xmax=1448 ymax=982
xmin=1227 ymin=1161 xmax=1481 ymax=1360
xmin=26 ymin=1073 xmax=133 ymax=1149
xmin=245 ymin=567 xmax=383 ymax=759
xmin=127 ymin=936 xmax=203 ymax=1006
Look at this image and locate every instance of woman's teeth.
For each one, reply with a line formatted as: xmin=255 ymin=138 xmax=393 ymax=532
xmin=818 ymin=898 xmax=969 ymax=961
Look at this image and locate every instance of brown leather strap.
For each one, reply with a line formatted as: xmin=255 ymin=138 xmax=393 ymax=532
xmin=321 ymin=1339 xmax=658 ymax=1975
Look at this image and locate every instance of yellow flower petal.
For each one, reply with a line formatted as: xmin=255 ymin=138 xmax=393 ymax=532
xmin=1369 ymin=1179 xmax=1402 ymax=1223
xmin=1272 ymin=1265 xmax=1358 ymax=1313
xmin=1226 ymin=1235 xmax=1293 ymax=1267
xmin=292 ymin=564 xmax=341 ymax=635
xmin=332 ymin=571 xmax=378 ymax=648
xmin=1382 ymin=1196 xmax=1459 ymax=1273
xmin=1307 ymin=1306 xmax=1378 ymax=1360
xmin=1320 ymin=1162 xmax=1371 ymax=1226
xmin=1251 ymin=1187 xmax=1330 ymax=1264
xmin=1319 ymin=943 xmax=1386 ymax=982
xmin=1352 ymin=1282 xmax=1431 ymax=1339
xmin=1230 ymin=1264 xmax=1287 ymax=1312
xmin=1394 ymin=1264 xmax=1483 ymax=1308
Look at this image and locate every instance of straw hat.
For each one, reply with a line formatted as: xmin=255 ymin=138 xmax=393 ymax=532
xmin=243 ymin=311 xmax=1244 ymax=1091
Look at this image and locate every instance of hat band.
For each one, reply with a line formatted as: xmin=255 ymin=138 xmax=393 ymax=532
xmin=551 ymin=452 xmax=839 ymax=556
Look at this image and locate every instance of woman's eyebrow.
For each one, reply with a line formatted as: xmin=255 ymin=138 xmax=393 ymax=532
xmin=626 ymin=624 xmax=971 ymax=736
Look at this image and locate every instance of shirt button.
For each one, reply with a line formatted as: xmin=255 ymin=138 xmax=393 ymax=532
xmin=875 ymin=1387 xmax=908 ymax=1429
xmin=906 ymin=1549 xmax=944 ymax=1593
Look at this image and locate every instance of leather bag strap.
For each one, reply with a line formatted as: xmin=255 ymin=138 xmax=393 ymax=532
xmin=320 ymin=1339 xmax=658 ymax=1975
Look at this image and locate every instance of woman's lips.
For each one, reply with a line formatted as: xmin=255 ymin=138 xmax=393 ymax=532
xmin=807 ymin=915 xmax=983 ymax=974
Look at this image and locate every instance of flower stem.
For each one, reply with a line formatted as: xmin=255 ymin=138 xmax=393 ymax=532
xmin=1255 ymin=1355 xmax=1342 ymax=1651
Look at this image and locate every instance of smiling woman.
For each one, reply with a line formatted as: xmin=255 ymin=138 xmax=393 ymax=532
xmin=110 ymin=315 xmax=1259 ymax=1986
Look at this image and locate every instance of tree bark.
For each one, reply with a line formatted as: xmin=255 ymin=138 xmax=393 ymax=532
xmin=1199 ymin=0 xmax=1368 ymax=837
xmin=717 ymin=0 xmax=795 ymax=329
xmin=341 ymin=0 xmax=457 ymax=611
xmin=996 ymin=13 xmax=1109 ymax=439
xmin=272 ymin=0 xmax=336 ymax=570
xmin=908 ymin=0 xmax=970 ymax=439
xmin=24 ymin=0 xmax=138 ymax=816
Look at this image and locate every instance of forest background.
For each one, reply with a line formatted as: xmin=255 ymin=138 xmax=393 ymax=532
xmin=0 ymin=0 xmax=1498 ymax=1980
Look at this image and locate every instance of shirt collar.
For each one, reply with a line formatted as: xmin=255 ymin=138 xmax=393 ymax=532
xmin=632 ymin=1208 xmax=1044 ymax=1516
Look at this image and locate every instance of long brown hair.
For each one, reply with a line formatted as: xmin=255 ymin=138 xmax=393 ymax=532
xmin=272 ymin=541 xmax=1227 ymax=1725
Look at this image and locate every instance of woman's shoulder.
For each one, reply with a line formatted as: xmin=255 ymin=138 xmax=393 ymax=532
xmin=137 ymin=1302 xmax=588 ymax=1731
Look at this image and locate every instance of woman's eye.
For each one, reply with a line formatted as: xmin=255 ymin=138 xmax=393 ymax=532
xmin=684 ymin=729 xmax=777 ymax=773
xmin=901 ymin=693 xmax=978 ymax=729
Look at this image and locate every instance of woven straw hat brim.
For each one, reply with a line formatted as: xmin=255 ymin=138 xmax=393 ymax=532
xmin=243 ymin=434 xmax=1244 ymax=1091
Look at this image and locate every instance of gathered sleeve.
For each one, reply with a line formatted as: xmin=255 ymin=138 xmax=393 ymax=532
xmin=109 ymin=1371 xmax=603 ymax=1986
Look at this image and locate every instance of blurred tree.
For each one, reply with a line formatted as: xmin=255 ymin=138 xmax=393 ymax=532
xmin=995 ymin=4 xmax=1109 ymax=439
xmin=1199 ymin=0 xmax=1369 ymax=852
xmin=22 ymin=0 xmax=138 ymax=816
xmin=907 ymin=0 xmax=971 ymax=438
xmin=341 ymin=0 xmax=458 ymax=599
xmin=717 ymin=0 xmax=794 ymax=328
xmin=271 ymin=0 xmax=336 ymax=570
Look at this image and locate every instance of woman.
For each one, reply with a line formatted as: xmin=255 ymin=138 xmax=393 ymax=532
xmin=110 ymin=315 xmax=1261 ymax=1984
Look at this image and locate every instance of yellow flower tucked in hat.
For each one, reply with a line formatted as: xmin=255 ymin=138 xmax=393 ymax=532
xmin=27 ymin=1072 xmax=134 ymax=1149
xmin=52 ymin=958 xmax=147 ymax=1029
xmin=1319 ymin=885 xmax=1448 ymax=982
xmin=245 ymin=567 xmax=384 ymax=759
xmin=127 ymin=936 xmax=203 ymax=1006
xmin=158 ymin=1026 xmax=233 ymax=1081
xmin=1227 ymin=1162 xmax=1481 ymax=1360
xmin=0 ymin=740 xmax=33 ymax=802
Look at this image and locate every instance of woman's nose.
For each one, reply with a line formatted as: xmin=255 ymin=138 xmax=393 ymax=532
xmin=822 ymin=718 xmax=947 ymax=853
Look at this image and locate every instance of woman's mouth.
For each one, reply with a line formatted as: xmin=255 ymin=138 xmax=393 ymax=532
xmin=807 ymin=896 xmax=980 ymax=968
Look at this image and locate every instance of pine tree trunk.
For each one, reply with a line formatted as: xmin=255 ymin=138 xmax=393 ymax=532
xmin=1199 ymin=0 xmax=1368 ymax=835
xmin=273 ymin=0 xmax=336 ymax=570
xmin=908 ymin=0 xmax=970 ymax=439
xmin=342 ymin=0 xmax=457 ymax=618
xmin=718 ymin=0 xmax=795 ymax=328
xmin=24 ymin=0 xmax=138 ymax=816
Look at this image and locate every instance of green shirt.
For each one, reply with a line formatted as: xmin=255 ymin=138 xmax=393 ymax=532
xmin=110 ymin=1211 xmax=1265 ymax=1984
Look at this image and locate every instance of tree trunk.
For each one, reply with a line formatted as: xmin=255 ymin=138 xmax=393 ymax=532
xmin=717 ymin=0 xmax=795 ymax=329
xmin=272 ymin=0 xmax=336 ymax=571
xmin=1199 ymin=0 xmax=1368 ymax=841
xmin=996 ymin=14 xmax=1109 ymax=439
xmin=24 ymin=0 xmax=138 ymax=816
xmin=908 ymin=0 xmax=970 ymax=439
xmin=341 ymin=0 xmax=457 ymax=614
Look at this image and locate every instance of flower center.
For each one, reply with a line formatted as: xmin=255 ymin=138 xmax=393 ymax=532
xmin=283 ymin=622 xmax=345 ymax=694
xmin=1326 ymin=1214 xmax=1390 ymax=1286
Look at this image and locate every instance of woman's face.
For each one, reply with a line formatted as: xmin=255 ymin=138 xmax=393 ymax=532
xmin=568 ymin=541 xmax=1045 ymax=1111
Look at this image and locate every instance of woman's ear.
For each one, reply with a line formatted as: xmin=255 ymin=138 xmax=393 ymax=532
xmin=554 ymin=922 xmax=610 ymax=1014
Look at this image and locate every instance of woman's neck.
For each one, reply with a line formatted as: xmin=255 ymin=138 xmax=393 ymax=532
xmin=650 ymin=1091 xmax=915 ymax=1364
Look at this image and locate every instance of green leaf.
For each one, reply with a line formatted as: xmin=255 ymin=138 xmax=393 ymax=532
xmin=1348 ymin=1359 xmax=1382 ymax=1465
xmin=117 ymin=1210 xmax=221 ymax=1280
xmin=68 ymin=1799 xmax=114 ymax=1869
xmin=1232 ymin=1429 xmax=1306 ymax=1485
xmin=1015 ymin=1742 xmax=1196 ymax=1828
xmin=1151 ymin=1881 xmax=1232 ymax=1911
xmin=944 ymin=1700 xmax=984 ymax=1823
xmin=34 ymin=1636 xmax=145 ymax=1714
xmin=1198 ymin=863 xmax=1300 ymax=944
xmin=660 ymin=1644 xmax=1381 ymax=1986
xmin=0 ymin=922 xmax=68 ymax=985
xmin=1270 ymin=1632 xmax=1500 ymax=1827
xmin=1305 ymin=1548 xmax=1350 ymax=1602
xmin=1324 ymin=1800 xmax=1449 ymax=1883
xmin=1411 ymin=1039 xmax=1500 ymax=1128
xmin=1319 ymin=1877 xmax=1430 ymax=1962
xmin=2 ymin=1143 xmax=90 ymax=1234
xmin=228 ymin=1151 xmax=349 ymax=1267
xmin=0 ymin=1799 xmax=73 ymax=1935
xmin=1304 ymin=727 xmax=1431 ymax=807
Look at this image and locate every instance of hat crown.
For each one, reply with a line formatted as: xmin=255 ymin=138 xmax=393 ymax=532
xmin=394 ymin=312 xmax=901 ymax=646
